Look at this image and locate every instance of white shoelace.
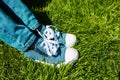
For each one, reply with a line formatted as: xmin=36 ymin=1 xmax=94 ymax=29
xmin=36 ymin=25 xmax=60 ymax=56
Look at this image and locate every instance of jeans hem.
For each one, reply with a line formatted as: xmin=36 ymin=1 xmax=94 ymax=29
xmin=30 ymin=23 xmax=40 ymax=30
xmin=21 ymin=34 xmax=36 ymax=52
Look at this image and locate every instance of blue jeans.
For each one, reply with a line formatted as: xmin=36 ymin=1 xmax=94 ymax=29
xmin=0 ymin=0 xmax=40 ymax=51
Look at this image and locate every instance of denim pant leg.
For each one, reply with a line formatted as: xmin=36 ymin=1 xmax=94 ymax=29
xmin=3 ymin=0 xmax=40 ymax=30
xmin=0 ymin=8 xmax=36 ymax=52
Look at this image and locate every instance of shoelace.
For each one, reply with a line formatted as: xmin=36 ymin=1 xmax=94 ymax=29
xmin=36 ymin=25 xmax=60 ymax=56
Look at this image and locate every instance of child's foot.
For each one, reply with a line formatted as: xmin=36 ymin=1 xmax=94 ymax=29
xmin=24 ymin=25 xmax=79 ymax=66
xmin=24 ymin=37 xmax=78 ymax=67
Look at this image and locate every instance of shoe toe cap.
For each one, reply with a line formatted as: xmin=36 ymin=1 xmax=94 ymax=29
xmin=66 ymin=34 xmax=77 ymax=47
xmin=64 ymin=48 xmax=79 ymax=64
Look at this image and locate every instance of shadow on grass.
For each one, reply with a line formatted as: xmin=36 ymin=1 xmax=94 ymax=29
xmin=22 ymin=0 xmax=53 ymax=25
xmin=118 ymin=72 xmax=120 ymax=80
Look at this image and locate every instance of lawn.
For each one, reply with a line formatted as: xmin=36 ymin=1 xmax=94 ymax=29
xmin=0 ymin=0 xmax=120 ymax=80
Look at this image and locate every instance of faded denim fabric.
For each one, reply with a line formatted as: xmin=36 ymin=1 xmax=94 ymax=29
xmin=0 ymin=0 xmax=40 ymax=51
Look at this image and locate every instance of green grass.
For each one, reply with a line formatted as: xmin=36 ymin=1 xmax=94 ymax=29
xmin=0 ymin=0 xmax=120 ymax=80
